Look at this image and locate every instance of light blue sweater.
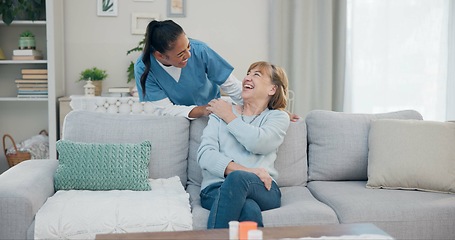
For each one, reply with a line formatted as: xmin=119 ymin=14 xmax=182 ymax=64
xmin=197 ymin=107 xmax=290 ymax=191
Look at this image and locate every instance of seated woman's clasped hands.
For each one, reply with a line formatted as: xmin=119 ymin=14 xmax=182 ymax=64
xmin=198 ymin=61 xmax=291 ymax=229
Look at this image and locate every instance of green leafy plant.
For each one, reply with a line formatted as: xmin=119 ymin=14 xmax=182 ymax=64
xmin=126 ymin=38 xmax=145 ymax=83
xmin=78 ymin=67 xmax=108 ymax=81
xmin=0 ymin=0 xmax=46 ymax=25
xmin=20 ymin=30 xmax=34 ymax=37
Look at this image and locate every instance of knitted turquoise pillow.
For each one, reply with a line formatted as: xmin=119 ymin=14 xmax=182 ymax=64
xmin=54 ymin=140 xmax=151 ymax=191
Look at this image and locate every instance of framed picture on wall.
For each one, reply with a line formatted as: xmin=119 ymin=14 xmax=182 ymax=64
xmin=167 ymin=0 xmax=186 ymax=18
xmin=131 ymin=13 xmax=160 ymax=35
xmin=97 ymin=0 xmax=118 ymax=17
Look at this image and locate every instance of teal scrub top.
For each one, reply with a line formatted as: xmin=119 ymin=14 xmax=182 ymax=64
xmin=134 ymin=38 xmax=234 ymax=106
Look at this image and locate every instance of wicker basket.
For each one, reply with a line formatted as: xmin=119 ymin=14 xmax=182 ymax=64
xmin=2 ymin=134 xmax=31 ymax=168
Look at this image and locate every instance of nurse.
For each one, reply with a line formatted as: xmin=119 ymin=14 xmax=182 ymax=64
xmin=134 ymin=20 xmax=242 ymax=119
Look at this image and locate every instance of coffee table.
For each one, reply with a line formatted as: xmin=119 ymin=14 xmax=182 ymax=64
xmin=96 ymin=223 xmax=392 ymax=240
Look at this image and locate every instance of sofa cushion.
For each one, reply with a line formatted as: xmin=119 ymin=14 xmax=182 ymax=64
xmin=307 ymin=181 xmax=455 ymax=240
xmin=187 ymin=117 xmax=208 ymax=187
xmin=367 ymin=119 xmax=455 ymax=193
xmin=305 ymin=110 xmax=422 ymax=181
xmin=187 ymin=184 xmax=338 ymax=230
xmin=274 ymin=119 xmax=308 ymax=187
xmin=187 ymin=117 xmax=308 ymax=188
xmin=62 ymin=111 xmax=190 ymax=186
xmin=35 ymin=176 xmax=192 ymax=239
xmin=55 ymin=140 xmax=151 ymax=191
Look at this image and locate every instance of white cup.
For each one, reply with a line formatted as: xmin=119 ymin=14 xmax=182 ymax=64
xmin=229 ymin=221 xmax=240 ymax=240
xmin=248 ymin=229 xmax=263 ymax=240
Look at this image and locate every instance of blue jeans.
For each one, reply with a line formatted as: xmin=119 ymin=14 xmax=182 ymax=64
xmin=200 ymin=170 xmax=281 ymax=229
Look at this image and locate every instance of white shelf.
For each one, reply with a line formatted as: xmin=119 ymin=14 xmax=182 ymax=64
xmin=0 ymin=0 xmax=65 ymax=173
xmin=0 ymin=20 xmax=46 ymax=26
xmin=0 ymin=60 xmax=47 ymax=64
xmin=0 ymin=97 xmax=48 ymax=102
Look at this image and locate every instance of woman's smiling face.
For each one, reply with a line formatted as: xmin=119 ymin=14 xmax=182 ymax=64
xmin=241 ymin=66 xmax=277 ymax=102
xmin=159 ymin=33 xmax=191 ymax=68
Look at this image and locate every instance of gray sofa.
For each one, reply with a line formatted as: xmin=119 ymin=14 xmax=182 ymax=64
xmin=0 ymin=109 xmax=454 ymax=240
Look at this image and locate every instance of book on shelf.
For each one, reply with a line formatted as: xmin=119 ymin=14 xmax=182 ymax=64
xmin=13 ymin=49 xmax=43 ymax=56
xmin=17 ymin=90 xmax=48 ymax=95
xmin=16 ymin=83 xmax=48 ymax=88
xmin=22 ymin=74 xmax=48 ymax=80
xmin=15 ymin=79 xmax=48 ymax=84
xmin=16 ymin=87 xmax=48 ymax=91
xmin=12 ymin=55 xmax=44 ymax=60
xmin=17 ymin=94 xmax=48 ymax=98
xmin=21 ymin=69 xmax=48 ymax=75
xmin=17 ymin=95 xmax=48 ymax=98
xmin=18 ymin=89 xmax=48 ymax=93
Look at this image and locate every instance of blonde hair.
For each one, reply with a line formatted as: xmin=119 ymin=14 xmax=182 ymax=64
xmin=247 ymin=61 xmax=289 ymax=110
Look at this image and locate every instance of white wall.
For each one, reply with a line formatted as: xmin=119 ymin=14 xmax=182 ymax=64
xmin=63 ymin=0 xmax=269 ymax=95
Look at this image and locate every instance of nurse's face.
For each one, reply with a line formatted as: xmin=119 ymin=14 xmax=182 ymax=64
xmin=159 ymin=33 xmax=191 ymax=68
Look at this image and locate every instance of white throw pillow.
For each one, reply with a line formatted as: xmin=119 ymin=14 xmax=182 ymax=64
xmin=367 ymin=119 xmax=455 ymax=194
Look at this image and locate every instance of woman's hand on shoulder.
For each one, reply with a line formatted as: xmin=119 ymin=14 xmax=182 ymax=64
xmin=207 ymin=98 xmax=237 ymax=123
xmin=284 ymin=110 xmax=300 ymax=122
xmin=290 ymin=113 xmax=300 ymax=122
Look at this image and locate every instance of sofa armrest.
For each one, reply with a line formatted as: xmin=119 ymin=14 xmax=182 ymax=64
xmin=0 ymin=159 xmax=58 ymax=240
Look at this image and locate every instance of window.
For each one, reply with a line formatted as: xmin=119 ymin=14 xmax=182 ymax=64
xmin=345 ymin=0 xmax=451 ymax=121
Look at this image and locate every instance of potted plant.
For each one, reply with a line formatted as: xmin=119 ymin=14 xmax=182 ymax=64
xmin=0 ymin=0 xmax=46 ymax=25
xmin=126 ymin=38 xmax=145 ymax=83
xmin=78 ymin=67 xmax=108 ymax=96
xmin=18 ymin=30 xmax=35 ymax=49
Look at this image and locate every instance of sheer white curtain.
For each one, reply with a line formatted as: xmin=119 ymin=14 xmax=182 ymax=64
xmin=268 ymin=0 xmax=347 ymax=117
xmin=344 ymin=0 xmax=451 ymax=121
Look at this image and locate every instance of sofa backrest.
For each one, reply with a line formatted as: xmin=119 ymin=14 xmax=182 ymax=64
xmin=305 ymin=109 xmax=423 ymax=181
xmin=187 ymin=117 xmax=308 ymax=188
xmin=62 ymin=110 xmax=190 ymax=186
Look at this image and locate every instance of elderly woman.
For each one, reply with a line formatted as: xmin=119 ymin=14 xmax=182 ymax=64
xmin=197 ymin=61 xmax=291 ymax=229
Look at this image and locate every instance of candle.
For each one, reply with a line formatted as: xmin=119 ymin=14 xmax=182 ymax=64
xmin=238 ymin=221 xmax=257 ymax=240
